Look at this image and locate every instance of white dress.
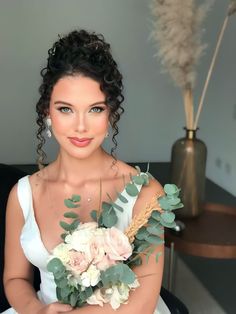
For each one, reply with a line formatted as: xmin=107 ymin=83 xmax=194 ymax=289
xmin=2 ymin=176 xmax=170 ymax=314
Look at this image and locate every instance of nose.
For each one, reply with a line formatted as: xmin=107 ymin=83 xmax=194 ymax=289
xmin=75 ymin=112 xmax=88 ymax=133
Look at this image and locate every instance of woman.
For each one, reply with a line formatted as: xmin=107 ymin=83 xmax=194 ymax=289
xmin=3 ymin=29 xmax=170 ymax=314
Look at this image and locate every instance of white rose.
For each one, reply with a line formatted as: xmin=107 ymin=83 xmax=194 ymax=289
xmin=65 ymin=225 xmax=96 ymax=254
xmin=52 ymin=243 xmax=70 ymax=265
xmin=87 ymin=289 xmax=109 ymax=307
xmin=80 ymin=264 xmax=100 ymax=287
xmin=108 ymin=283 xmax=129 ymax=310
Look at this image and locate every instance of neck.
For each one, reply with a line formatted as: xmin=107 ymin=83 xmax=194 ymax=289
xmin=51 ymin=148 xmax=115 ymax=185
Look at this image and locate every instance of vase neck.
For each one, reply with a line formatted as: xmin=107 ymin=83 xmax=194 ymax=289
xmin=185 ymin=128 xmax=197 ymax=139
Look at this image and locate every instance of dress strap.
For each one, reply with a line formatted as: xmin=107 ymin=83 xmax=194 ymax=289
xmin=17 ymin=175 xmax=32 ymax=221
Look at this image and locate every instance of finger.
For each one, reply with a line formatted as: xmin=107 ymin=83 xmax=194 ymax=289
xmin=53 ymin=303 xmax=73 ymax=312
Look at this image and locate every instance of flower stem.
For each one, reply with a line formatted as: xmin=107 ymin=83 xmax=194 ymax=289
xmin=194 ymin=14 xmax=229 ymax=129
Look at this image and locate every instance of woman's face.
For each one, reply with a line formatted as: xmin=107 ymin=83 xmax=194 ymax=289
xmin=49 ymin=75 xmax=109 ymax=160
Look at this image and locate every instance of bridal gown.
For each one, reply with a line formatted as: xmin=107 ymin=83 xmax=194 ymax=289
xmin=2 ymin=175 xmax=170 ymax=314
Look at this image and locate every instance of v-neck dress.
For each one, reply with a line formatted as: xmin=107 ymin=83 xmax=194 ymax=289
xmin=2 ymin=175 xmax=170 ymax=314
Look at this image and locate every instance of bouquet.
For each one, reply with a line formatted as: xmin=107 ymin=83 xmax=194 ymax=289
xmin=47 ymin=169 xmax=183 ymax=309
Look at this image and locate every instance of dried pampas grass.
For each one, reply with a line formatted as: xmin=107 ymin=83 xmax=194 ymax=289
xmin=150 ymin=0 xmax=236 ymax=130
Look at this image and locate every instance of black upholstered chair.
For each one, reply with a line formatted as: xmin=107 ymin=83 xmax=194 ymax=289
xmin=0 ymin=164 xmax=188 ymax=313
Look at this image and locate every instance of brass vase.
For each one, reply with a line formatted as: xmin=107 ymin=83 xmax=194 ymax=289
xmin=171 ymin=128 xmax=207 ymax=218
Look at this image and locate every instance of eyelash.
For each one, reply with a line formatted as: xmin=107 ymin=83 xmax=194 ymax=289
xmin=90 ymin=106 xmax=105 ymax=113
xmin=57 ymin=106 xmax=105 ymax=113
xmin=57 ymin=107 xmax=72 ymax=113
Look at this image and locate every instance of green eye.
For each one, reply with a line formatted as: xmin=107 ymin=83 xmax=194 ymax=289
xmin=90 ymin=107 xmax=105 ymax=113
xmin=59 ymin=107 xmax=72 ymax=113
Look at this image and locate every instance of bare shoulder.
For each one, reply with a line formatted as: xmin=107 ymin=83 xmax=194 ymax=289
xmin=133 ymin=177 xmax=164 ymax=217
xmin=6 ymin=182 xmax=24 ymax=223
xmin=114 ymin=160 xmax=139 ymax=177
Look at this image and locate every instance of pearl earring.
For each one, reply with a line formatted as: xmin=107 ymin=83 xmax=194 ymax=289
xmin=46 ymin=117 xmax=52 ymax=138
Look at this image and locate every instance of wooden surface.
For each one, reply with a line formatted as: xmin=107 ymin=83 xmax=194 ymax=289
xmin=165 ymin=203 xmax=236 ymax=259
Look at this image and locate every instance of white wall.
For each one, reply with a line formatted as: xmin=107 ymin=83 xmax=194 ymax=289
xmin=0 ymin=0 xmax=235 ymax=196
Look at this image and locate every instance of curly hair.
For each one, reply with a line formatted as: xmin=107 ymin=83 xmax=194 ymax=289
xmin=36 ymin=29 xmax=124 ymax=168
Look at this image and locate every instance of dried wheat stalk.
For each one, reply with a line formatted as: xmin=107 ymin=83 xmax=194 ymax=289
xmin=125 ymin=193 xmax=162 ymax=243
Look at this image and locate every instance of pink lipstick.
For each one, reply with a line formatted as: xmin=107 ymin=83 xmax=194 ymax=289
xmin=68 ymin=137 xmax=92 ymax=148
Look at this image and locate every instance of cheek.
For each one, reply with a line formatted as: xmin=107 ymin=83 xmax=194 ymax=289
xmin=50 ymin=115 xmax=70 ymax=134
xmin=93 ymin=117 xmax=109 ymax=133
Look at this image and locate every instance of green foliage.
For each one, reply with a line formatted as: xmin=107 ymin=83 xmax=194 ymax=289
xmin=64 ymin=211 xmax=79 ymax=219
xmin=125 ymin=183 xmax=139 ymax=196
xmin=90 ymin=210 xmax=97 ymax=222
xmin=132 ymin=182 xmax=183 ymax=266
xmin=117 ymin=192 xmax=128 ymax=203
xmin=101 ymin=263 xmax=136 ymax=287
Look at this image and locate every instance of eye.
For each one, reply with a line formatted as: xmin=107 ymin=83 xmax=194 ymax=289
xmin=57 ymin=107 xmax=72 ymax=113
xmin=90 ymin=106 xmax=105 ymax=113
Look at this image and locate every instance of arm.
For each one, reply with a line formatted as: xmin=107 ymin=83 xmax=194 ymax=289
xmin=68 ymin=178 xmax=165 ymax=314
xmin=3 ymin=185 xmax=72 ymax=314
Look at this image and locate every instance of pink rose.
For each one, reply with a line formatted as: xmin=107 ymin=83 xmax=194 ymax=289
xmin=67 ymin=250 xmax=89 ymax=275
xmin=96 ymin=254 xmax=117 ymax=271
xmin=104 ymin=227 xmax=132 ymax=261
xmin=89 ymin=236 xmax=106 ymax=264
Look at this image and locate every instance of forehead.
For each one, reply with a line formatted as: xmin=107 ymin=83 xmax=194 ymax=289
xmin=50 ymin=75 xmax=106 ymax=104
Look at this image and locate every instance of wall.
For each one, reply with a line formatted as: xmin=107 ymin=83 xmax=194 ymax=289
xmin=0 ymin=0 xmax=235 ymax=196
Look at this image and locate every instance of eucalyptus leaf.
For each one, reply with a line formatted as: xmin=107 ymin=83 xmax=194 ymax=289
xmin=117 ymin=192 xmax=128 ymax=203
xmin=111 ymin=202 xmax=124 ymax=212
xmin=148 ymin=217 xmax=159 ymax=226
xmin=136 ymin=227 xmax=149 ymax=240
xmin=70 ymin=219 xmax=80 ymax=230
xmin=147 ymin=225 xmax=164 ymax=236
xmin=158 ymin=197 xmax=171 ymax=210
xmin=54 ymin=269 xmax=67 ymax=280
xmin=151 ymin=211 xmax=161 ymax=221
xmin=64 ymin=199 xmax=80 ymax=209
xmin=136 ymin=242 xmax=150 ymax=253
xmin=161 ymin=211 xmax=175 ymax=224
xmin=146 ymin=235 xmax=164 ymax=245
xmin=70 ymin=291 xmax=79 ymax=307
xmin=102 ymin=208 xmax=118 ymax=227
xmin=140 ymin=174 xmax=149 ymax=185
xmin=102 ymin=201 xmax=112 ymax=212
xmin=64 ymin=211 xmax=79 ymax=219
xmin=60 ymin=285 xmax=71 ymax=299
xmin=160 ymin=218 xmax=177 ymax=228
xmin=167 ymin=197 xmax=181 ymax=206
xmin=60 ymin=221 xmax=72 ymax=232
xmin=145 ymin=247 xmax=155 ymax=264
xmin=170 ymin=203 xmax=184 ymax=210
xmin=71 ymin=194 xmax=81 ymax=202
xmin=155 ymin=252 xmax=162 ymax=263
xmin=120 ymin=264 xmax=136 ymax=284
xmin=132 ymin=175 xmax=145 ymax=185
xmin=56 ymin=287 xmax=62 ymax=301
xmin=47 ymin=258 xmax=65 ymax=273
xmin=84 ymin=286 xmax=93 ymax=298
xmin=56 ymin=277 xmax=68 ymax=289
xmin=129 ymin=256 xmax=142 ymax=267
xmin=125 ymin=183 xmax=139 ymax=196
xmin=164 ymin=184 xmax=179 ymax=195
xmin=90 ymin=210 xmax=97 ymax=221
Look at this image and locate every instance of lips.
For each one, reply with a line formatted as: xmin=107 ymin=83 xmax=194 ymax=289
xmin=68 ymin=137 xmax=93 ymax=148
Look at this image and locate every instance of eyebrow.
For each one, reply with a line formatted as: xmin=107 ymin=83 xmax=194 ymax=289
xmin=54 ymin=100 xmax=107 ymax=107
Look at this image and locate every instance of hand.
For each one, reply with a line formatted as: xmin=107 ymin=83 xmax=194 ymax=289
xmin=37 ymin=302 xmax=73 ymax=314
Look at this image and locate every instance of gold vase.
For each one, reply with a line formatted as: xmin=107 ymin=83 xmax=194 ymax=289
xmin=171 ymin=128 xmax=207 ymax=218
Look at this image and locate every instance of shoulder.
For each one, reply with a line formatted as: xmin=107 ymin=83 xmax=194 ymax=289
xmin=133 ymin=176 xmax=164 ymax=217
xmin=114 ymin=160 xmax=137 ymax=176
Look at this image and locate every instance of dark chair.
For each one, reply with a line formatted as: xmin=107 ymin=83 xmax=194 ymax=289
xmin=0 ymin=164 xmax=188 ymax=313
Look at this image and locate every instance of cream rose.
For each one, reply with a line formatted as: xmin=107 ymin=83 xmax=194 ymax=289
xmin=104 ymin=227 xmax=132 ymax=261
